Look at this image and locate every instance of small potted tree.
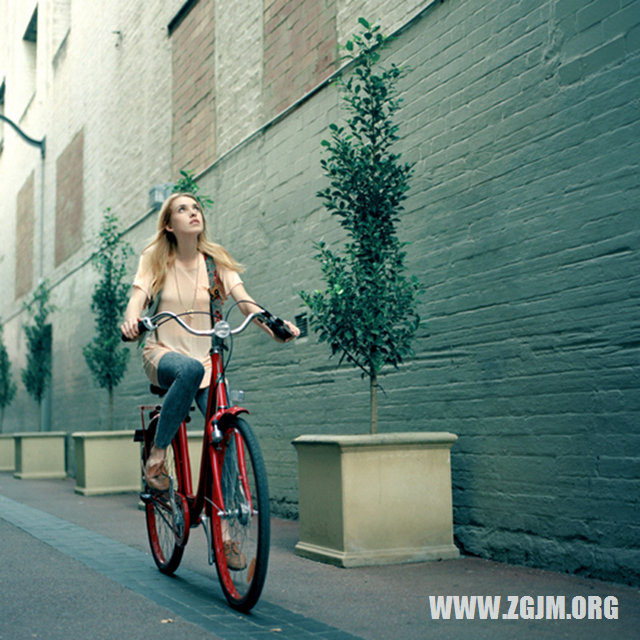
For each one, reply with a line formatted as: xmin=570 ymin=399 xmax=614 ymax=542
xmin=294 ymin=20 xmax=458 ymax=567
xmin=21 ymin=281 xmax=54 ymax=431
xmin=73 ymin=209 xmax=140 ymax=495
xmin=15 ymin=282 xmax=66 ymax=479
xmin=0 ymin=321 xmax=17 ymax=470
xmin=82 ymin=208 xmax=133 ymax=429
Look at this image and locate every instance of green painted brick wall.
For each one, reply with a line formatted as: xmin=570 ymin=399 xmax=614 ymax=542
xmin=187 ymin=0 xmax=639 ymax=584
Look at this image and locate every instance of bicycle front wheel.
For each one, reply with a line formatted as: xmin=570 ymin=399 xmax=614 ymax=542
xmin=211 ymin=417 xmax=270 ymax=612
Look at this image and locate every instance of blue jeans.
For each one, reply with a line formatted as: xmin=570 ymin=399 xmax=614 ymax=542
xmin=155 ymin=352 xmax=208 ymax=449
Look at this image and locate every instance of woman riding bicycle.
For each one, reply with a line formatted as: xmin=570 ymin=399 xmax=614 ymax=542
xmin=120 ymin=192 xmax=299 ymax=499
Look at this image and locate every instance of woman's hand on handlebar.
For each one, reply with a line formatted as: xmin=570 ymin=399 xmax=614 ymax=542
xmin=120 ymin=317 xmax=141 ymax=342
xmin=275 ymin=319 xmax=300 ymax=343
xmin=260 ymin=317 xmax=300 ymax=343
xmin=230 ymin=284 xmax=299 ymax=343
xmin=252 ymin=308 xmax=300 ymax=342
xmin=121 ymin=287 xmax=148 ymax=341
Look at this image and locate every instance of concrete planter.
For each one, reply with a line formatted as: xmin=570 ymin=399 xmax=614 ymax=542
xmin=14 ymin=432 xmax=67 ymax=480
xmin=0 ymin=434 xmax=16 ymax=471
xmin=73 ymin=430 xmax=144 ymax=495
xmin=292 ymin=432 xmax=459 ymax=568
xmin=73 ymin=429 xmax=205 ymax=496
xmin=185 ymin=430 xmax=204 ymax=483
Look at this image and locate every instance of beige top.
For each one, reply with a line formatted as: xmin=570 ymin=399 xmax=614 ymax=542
xmin=132 ymin=251 xmax=243 ymax=388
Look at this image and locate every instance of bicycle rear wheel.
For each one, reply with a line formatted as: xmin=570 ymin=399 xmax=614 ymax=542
xmin=143 ymin=420 xmax=189 ymax=574
xmin=211 ymin=417 xmax=270 ymax=612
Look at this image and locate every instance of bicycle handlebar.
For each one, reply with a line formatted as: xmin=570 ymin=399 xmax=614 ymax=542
xmin=122 ymin=308 xmax=294 ymax=342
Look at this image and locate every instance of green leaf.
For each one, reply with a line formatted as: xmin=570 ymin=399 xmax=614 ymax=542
xmin=172 ymin=167 xmax=214 ymax=209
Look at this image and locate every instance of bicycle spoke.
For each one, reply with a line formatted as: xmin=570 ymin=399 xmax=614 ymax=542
xmin=143 ymin=429 xmax=187 ymax=574
xmin=211 ymin=417 xmax=269 ymax=611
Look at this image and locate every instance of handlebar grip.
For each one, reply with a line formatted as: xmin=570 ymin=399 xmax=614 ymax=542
xmin=121 ymin=320 xmax=149 ymax=342
xmin=265 ymin=315 xmax=294 ymax=341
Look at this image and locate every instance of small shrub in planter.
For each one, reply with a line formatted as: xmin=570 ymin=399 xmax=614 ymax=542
xmin=83 ymin=209 xmax=133 ymax=429
xmin=301 ymin=19 xmax=421 ymax=434
xmin=22 ymin=281 xmax=55 ymax=431
xmin=0 ymin=322 xmax=17 ymax=432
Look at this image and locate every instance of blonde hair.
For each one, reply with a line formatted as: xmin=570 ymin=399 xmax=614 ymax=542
xmin=142 ymin=192 xmax=244 ymax=299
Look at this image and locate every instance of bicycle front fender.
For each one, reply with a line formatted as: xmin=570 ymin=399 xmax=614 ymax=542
xmin=211 ymin=406 xmax=249 ymax=426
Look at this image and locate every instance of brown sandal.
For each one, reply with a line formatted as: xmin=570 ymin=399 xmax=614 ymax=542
xmin=145 ymin=460 xmax=170 ymax=492
xmin=223 ymin=540 xmax=247 ymax=571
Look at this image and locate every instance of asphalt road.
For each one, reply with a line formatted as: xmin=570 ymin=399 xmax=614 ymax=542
xmin=1 ymin=473 xmax=638 ymax=640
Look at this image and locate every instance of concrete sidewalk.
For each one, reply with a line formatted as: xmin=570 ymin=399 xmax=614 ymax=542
xmin=0 ymin=472 xmax=638 ymax=640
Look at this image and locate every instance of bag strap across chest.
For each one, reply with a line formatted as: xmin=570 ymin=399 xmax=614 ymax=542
xmin=141 ymin=254 xmax=223 ymax=344
xmin=204 ymin=253 xmax=224 ymax=322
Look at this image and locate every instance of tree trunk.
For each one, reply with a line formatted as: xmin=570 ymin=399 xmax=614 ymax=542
xmin=370 ymin=372 xmax=378 ymax=434
xmin=108 ymin=387 xmax=114 ymax=430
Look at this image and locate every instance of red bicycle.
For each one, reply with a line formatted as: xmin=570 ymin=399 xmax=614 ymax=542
xmin=133 ymin=306 xmax=292 ymax=612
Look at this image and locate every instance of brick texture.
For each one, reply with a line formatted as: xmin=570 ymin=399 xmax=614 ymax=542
xmin=196 ymin=0 xmax=640 ymax=584
xmin=336 ymin=0 xmax=430 ymax=46
xmin=171 ymin=0 xmax=216 ymax=175
xmin=54 ymin=130 xmax=83 ymax=267
xmin=214 ymin=0 xmax=263 ymax=157
xmin=263 ymin=0 xmax=337 ymax=118
xmin=374 ymin=0 xmax=640 ymax=583
xmin=15 ymin=171 xmax=34 ymax=299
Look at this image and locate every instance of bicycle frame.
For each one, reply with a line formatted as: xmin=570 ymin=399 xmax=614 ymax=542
xmin=138 ymin=336 xmax=251 ymax=545
xmin=174 ymin=334 xmax=250 ymax=525
xmin=137 ymin=311 xmax=271 ymax=523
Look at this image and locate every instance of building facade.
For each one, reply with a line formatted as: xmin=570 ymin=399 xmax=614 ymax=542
xmin=1 ymin=0 xmax=639 ymax=585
